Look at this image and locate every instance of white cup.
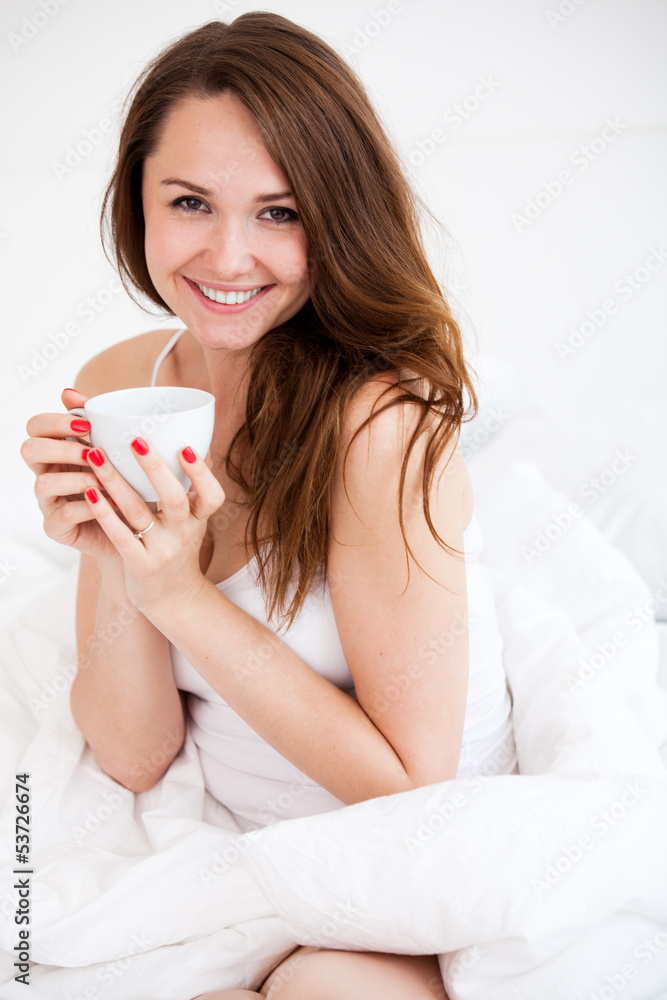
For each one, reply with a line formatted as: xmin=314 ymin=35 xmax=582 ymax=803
xmin=69 ymin=386 xmax=215 ymax=502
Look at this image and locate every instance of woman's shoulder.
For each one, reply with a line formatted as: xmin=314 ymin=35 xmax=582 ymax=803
xmin=339 ymin=367 xmax=468 ymax=497
xmin=342 ymin=369 xmax=457 ymax=450
xmin=72 ymin=328 xmax=180 ymax=397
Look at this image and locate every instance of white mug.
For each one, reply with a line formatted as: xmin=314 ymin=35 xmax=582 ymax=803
xmin=69 ymin=386 xmax=216 ymax=502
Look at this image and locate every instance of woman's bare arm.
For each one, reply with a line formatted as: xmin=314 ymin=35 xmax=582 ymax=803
xmin=66 ymin=333 xmax=187 ymax=791
xmin=71 ymin=551 xmax=186 ymax=792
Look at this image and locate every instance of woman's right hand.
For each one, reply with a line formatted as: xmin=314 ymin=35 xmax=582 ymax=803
xmin=20 ymin=387 xmax=123 ymax=562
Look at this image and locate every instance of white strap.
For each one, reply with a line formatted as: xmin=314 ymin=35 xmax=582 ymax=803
xmin=150 ymin=327 xmax=186 ymax=386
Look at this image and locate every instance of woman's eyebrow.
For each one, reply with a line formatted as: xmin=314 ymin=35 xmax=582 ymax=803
xmin=160 ymin=178 xmax=294 ymax=202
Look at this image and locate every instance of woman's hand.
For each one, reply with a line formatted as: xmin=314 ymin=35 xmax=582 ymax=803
xmin=20 ymin=388 xmax=124 ymax=563
xmin=77 ymin=434 xmax=226 ymax=617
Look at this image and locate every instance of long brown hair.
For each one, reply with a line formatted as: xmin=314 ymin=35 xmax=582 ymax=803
xmin=100 ymin=12 xmax=478 ymax=633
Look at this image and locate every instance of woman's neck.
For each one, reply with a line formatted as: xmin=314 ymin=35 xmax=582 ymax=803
xmin=174 ymin=328 xmax=251 ymax=464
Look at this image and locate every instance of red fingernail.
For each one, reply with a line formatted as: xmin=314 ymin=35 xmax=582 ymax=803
xmin=182 ymin=446 xmax=196 ymax=464
xmin=85 ymin=488 xmax=99 ymax=503
xmin=88 ymin=449 xmax=104 ymax=467
xmin=71 ymin=419 xmax=91 ymax=433
xmin=64 ymin=387 xmax=78 ymax=393
xmin=81 ymin=448 xmax=90 ymax=461
xmin=131 ymin=437 xmax=149 ymax=455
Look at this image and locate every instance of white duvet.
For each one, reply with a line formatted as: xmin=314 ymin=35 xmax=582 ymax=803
xmin=1 ymin=458 xmax=667 ymax=1000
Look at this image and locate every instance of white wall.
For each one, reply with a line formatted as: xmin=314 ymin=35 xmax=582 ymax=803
xmin=2 ymin=0 xmax=666 ymax=612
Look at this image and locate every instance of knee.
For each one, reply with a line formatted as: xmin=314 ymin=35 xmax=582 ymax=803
xmin=259 ymin=946 xmax=325 ymax=998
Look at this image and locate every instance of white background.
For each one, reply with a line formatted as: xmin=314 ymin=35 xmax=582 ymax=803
xmin=1 ymin=0 xmax=666 ymax=617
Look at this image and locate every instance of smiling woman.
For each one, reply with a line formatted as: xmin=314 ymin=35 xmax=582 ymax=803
xmin=139 ymin=94 xmax=312 ymax=346
xmin=19 ymin=10 xmax=518 ymax=999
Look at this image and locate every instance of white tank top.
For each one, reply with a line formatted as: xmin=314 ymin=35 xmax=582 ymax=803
xmin=153 ymin=327 xmax=518 ymax=832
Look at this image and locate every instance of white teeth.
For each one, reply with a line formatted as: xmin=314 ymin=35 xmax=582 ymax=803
xmin=195 ymin=283 xmax=264 ymax=305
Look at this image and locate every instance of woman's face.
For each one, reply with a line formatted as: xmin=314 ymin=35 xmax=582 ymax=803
xmin=141 ymin=92 xmax=311 ymax=352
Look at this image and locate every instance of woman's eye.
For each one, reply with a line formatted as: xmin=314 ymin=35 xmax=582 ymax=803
xmin=172 ymin=196 xmax=207 ymax=213
xmin=261 ymin=207 xmax=298 ymax=224
xmin=170 ymin=199 xmax=297 ymax=223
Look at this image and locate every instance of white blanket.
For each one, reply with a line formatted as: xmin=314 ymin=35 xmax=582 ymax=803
xmin=1 ymin=460 xmax=667 ymax=1000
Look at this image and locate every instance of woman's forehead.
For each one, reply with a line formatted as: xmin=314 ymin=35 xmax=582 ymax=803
xmin=154 ymin=93 xmax=262 ymax=153
xmin=144 ymin=95 xmax=290 ymax=194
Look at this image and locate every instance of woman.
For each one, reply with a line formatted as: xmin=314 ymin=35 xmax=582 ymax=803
xmin=20 ymin=13 xmax=517 ymax=999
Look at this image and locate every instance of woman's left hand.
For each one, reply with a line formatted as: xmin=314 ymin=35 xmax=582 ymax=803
xmin=82 ymin=437 xmax=225 ymax=617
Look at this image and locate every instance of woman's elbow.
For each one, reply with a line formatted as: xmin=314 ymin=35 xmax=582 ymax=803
xmin=100 ymin=744 xmax=184 ymax=793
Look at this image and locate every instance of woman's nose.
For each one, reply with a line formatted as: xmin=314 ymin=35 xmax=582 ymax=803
xmin=203 ymin=221 xmax=256 ymax=277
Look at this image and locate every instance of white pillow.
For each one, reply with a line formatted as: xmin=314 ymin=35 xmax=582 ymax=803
xmin=460 ymin=360 xmax=667 ymax=622
xmin=579 ymin=446 xmax=667 ymax=620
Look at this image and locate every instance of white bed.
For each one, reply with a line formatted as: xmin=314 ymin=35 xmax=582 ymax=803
xmin=1 ymin=360 xmax=666 ymax=1000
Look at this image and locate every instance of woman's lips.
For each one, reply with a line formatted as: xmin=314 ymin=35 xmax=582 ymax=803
xmin=185 ymin=276 xmax=273 ymax=314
